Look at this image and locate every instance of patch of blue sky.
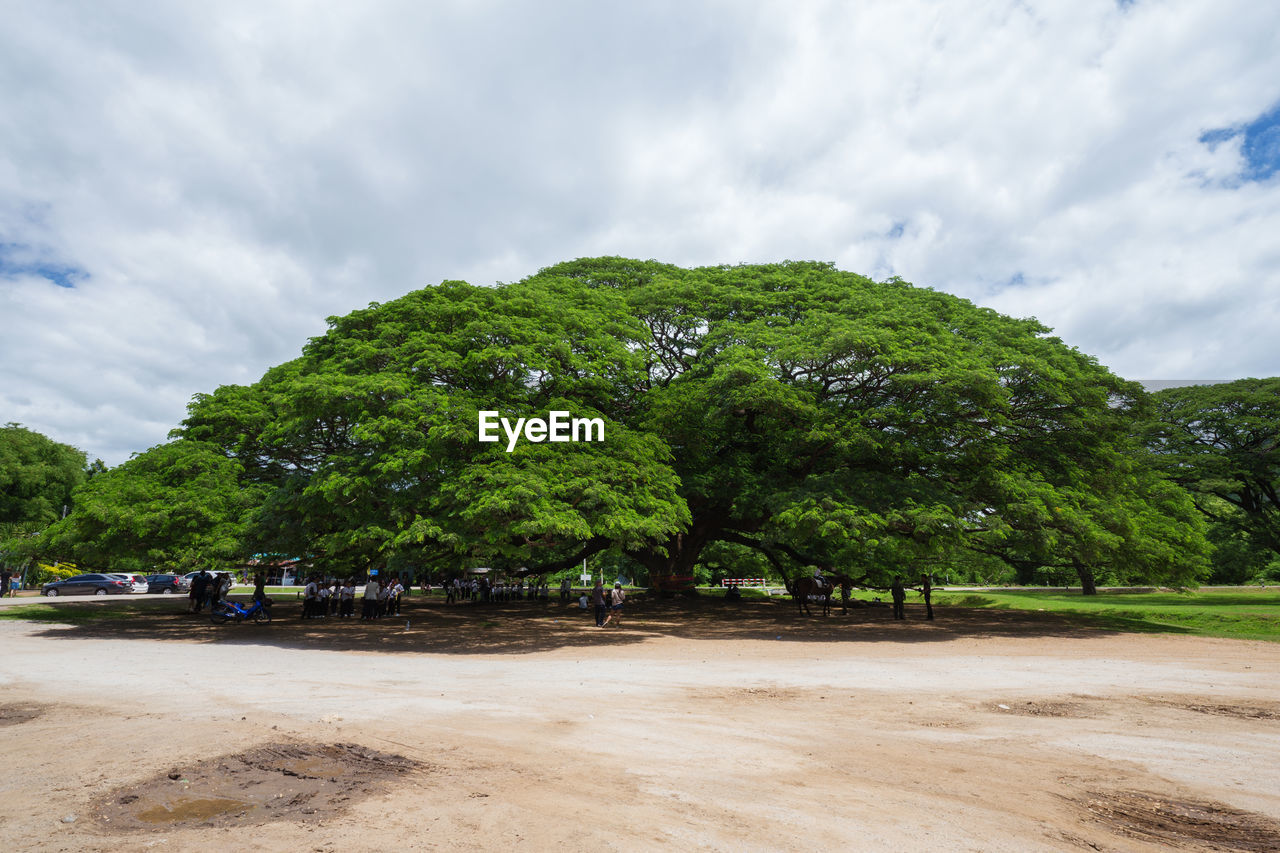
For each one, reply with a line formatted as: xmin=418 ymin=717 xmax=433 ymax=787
xmin=975 ymin=271 xmax=1034 ymax=297
xmin=1199 ymin=101 xmax=1280 ymax=183
xmin=0 ymin=241 xmax=87 ymax=288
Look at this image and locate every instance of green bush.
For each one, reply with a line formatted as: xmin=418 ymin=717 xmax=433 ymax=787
xmin=24 ymin=562 xmax=79 ymax=588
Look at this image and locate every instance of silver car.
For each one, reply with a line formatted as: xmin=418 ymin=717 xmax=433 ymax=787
xmin=109 ymin=573 xmax=149 ymax=594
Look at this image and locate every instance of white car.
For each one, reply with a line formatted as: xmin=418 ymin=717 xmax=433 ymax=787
xmin=109 ymin=573 xmax=149 ymax=594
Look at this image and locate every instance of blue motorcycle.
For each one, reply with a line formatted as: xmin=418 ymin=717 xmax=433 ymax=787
xmin=209 ymin=597 xmax=272 ymax=624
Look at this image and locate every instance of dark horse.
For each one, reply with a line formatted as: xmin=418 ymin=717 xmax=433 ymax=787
xmin=783 ymin=574 xmax=835 ymax=616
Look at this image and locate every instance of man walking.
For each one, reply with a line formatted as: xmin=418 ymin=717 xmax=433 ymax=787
xmin=891 ymin=576 xmax=906 ymax=620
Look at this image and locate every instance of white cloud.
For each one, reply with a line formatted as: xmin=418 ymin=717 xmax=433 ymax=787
xmin=1 ymin=0 xmax=1278 ymax=464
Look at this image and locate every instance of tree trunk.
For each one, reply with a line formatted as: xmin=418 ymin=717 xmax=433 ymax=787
xmin=1073 ymin=560 xmax=1098 ymax=595
xmin=627 ymin=524 xmax=717 ymax=590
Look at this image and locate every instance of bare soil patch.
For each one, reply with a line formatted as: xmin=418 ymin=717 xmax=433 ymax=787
xmin=1 ymin=598 xmax=1278 ymax=851
xmin=985 ymin=698 xmax=1093 ymax=717
xmin=93 ymin=742 xmax=422 ymax=831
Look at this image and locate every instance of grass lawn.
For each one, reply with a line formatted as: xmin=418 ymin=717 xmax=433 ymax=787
xmin=0 ymin=602 xmax=135 ymax=623
xmin=703 ymin=584 xmax=1280 ymax=642
xmin=927 ymin=586 xmax=1280 ymax=642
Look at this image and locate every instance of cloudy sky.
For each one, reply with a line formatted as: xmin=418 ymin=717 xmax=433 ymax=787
xmin=2 ymin=0 xmax=1277 ymax=465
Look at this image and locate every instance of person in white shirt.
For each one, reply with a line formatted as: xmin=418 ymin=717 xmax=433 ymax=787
xmin=303 ymin=577 xmax=320 ymax=619
xmin=602 ymin=582 xmax=626 ymax=628
xmin=339 ymin=580 xmax=355 ymax=618
xmin=377 ymin=579 xmax=392 ymax=618
xmin=317 ymin=582 xmax=331 ymax=618
xmin=362 ymin=577 xmax=381 ymax=621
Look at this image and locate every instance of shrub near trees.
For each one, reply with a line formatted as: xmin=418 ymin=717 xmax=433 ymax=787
xmin=164 ymin=258 xmax=1207 ymax=592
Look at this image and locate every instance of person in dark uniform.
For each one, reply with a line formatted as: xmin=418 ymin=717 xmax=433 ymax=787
xmin=190 ymin=569 xmax=211 ymax=613
xmin=591 ymin=582 xmax=608 ymax=628
xmin=891 ymin=576 xmax=906 ymax=620
xmin=920 ymin=572 xmax=934 ymax=621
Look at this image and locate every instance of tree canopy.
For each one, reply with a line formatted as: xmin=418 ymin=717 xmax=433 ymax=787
xmin=1148 ymin=378 xmax=1280 ymax=582
xmin=27 ymin=439 xmax=267 ymax=574
xmin=0 ymin=424 xmax=93 ymax=569
xmin=0 ymin=423 xmax=88 ymax=529
xmin=164 ymin=257 xmax=1206 ymax=589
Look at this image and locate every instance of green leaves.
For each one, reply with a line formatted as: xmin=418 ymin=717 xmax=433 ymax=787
xmin=31 ymin=257 xmax=1213 ymax=587
xmin=1147 ymin=378 xmax=1280 ymax=581
xmin=27 ymin=440 xmax=265 ymax=573
xmin=0 ymin=424 xmax=88 ymax=530
xmin=1 ymin=425 xmax=91 ymax=566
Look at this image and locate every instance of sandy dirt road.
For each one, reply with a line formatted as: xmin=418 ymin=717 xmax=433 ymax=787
xmin=0 ymin=596 xmax=1278 ymax=851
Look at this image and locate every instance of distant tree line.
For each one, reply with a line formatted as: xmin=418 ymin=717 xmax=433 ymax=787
xmin=4 ymin=260 xmax=1276 ymax=592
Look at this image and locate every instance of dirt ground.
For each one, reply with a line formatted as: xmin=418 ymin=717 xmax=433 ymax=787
xmin=1 ymin=595 xmax=1278 ymax=851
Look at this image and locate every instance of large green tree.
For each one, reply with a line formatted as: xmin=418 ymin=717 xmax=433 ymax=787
xmin=28 ymin=439 xmax=266 ymax=573
xmin=178 ymin=258 xmax=1205 ymax=590
xmin=1 ymin=424 xmax=92 ymax=570
xmin=1148 ymin=378 xmax=1280 ymax=582
xmin=0 ymin=424 xmax=88 ymax=528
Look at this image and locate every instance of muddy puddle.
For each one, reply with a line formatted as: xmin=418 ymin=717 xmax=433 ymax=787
xmin=95 ymin=742 xmax=423 ymax=830
xmin=1077 ymin=789 xmax=1280 ymax=850
xmin=0 ymin=703 xmax=45 ymax=726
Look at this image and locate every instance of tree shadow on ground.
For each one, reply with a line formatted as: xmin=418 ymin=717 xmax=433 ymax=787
xmin=15 ymin=593 xmax=1194 ymax=655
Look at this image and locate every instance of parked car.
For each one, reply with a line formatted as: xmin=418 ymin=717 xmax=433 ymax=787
xmin=42 ymin=574 xmax=131 ymax=596
xmin=145 ymin=573 xmax=190 ymax=595
xmin=109 ymin=573 xmax=149 ymax=594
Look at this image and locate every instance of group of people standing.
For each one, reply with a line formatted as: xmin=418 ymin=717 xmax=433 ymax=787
xmin=300 ymin=576 xmax=407 ymax=620
xmin=443 ymin=576 xmax=551 ymax=604
xmin=187 ymin=569 xmax=233 ymax=613
xmin=187 ymin=570 xmax=270 ymax=614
